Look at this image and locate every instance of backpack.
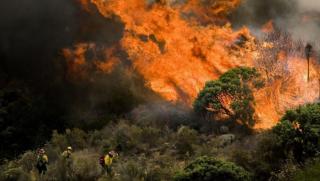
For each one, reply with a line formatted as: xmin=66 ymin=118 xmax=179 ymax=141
xmin=99 ymin=155 xmax=105 ymax=166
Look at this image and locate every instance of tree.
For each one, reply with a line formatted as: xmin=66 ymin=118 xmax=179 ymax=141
xmin=193 ymin=67 xmax=264 ymax=127
xmin=174 ymin=156 xmax=251 ymax=181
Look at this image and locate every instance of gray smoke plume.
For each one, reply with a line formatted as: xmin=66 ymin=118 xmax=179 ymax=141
xmin=231 ymin=0 xmax=320 ymax=43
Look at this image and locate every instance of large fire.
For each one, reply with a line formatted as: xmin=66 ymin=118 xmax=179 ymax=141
xmin=66 ymin=0 xmax=320 ymax=129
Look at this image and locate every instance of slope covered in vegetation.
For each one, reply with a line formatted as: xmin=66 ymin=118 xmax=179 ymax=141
xmin=1 ymin=68 xmax=320 ymax=181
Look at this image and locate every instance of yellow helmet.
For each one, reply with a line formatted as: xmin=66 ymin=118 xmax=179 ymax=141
xmin=67 ymin=146 xmax=72 ymax=151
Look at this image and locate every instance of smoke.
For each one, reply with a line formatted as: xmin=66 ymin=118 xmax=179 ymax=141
xmin=130 ymin=102 xmax=196 ymax=130
xmin=0 ymin=0 xmax=125 ymax=79
xmin=230 ymin=0 xmax=296 ymax=27
xmin=0 ymin=0 xmax=157 ymax=126
xmin=298 ymin=0 xmax=320 ymax=12
xmin=231 ymin=0 xmax=320 ymax=43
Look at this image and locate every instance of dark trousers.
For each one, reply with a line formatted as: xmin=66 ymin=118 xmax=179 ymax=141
xmin=36 ymin=163 xmax=47 ymax=175
xmin=103 ymin=165 xmax=112 ymax=175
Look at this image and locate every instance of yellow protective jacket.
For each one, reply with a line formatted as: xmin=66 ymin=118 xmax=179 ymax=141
xmin=62 ymin=150 xmax=72 ymax=158
xmin=104 ymin=155 xmax=113 ymax=166
xmin=43 ymin=155 xmax=48 ymax=163
xmin=37 ymin=154 xmax=48 ymax=165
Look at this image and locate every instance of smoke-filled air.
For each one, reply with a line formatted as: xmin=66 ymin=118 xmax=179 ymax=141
xmin=1 ymin=0 xmax=320 ymax=180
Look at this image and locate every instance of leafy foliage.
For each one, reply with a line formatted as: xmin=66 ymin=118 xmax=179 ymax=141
xmin=193 ymin=67 xmax=264 ymax=127
xmin=174 ymin=156 xmax=251 ymax=181
xmin=272 ymin=103 xmax=320 ymax=162
xmin=1 ymin=101 xmax=320 ymax=181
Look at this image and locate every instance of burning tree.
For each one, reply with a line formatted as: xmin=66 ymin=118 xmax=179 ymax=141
xmin=255 ymin=29 xmax=300 ymax=84
xmin=305 ymin=43 xmax=313 ymax=82
xmin=193 ymin=67 xmax=264 ymax=128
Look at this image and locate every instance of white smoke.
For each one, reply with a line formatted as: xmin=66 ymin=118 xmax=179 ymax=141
xmin=231 ymin=0 xmax=320 ymax=43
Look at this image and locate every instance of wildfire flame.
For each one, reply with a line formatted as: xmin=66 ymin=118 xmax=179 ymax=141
xmin=88 ymin=0 xmax=255 ymax=104
xmin=66 ymin=0 xmax=320 ymax=129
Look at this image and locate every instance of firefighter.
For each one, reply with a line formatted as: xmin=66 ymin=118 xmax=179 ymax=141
xmin=36 ymin=148 xmax=48 ymax=175
xmin=61 ymin=146 xmax=73 ymax=178
xmin=99 ymin=150 xmax=118 ymax=176
xmin=62 ymin=146 xmax=73 ymax=159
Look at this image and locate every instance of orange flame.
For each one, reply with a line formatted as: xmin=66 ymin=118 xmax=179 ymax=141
xmin=72 ymin=0 xmax=320 ymax=129
xmin=261 ymin=20 xmax=275 ymax=34
xmin=89 ymin=0 xmax=255 ymax=105
xmin=63 ymin=43 xmax=120 ymax=80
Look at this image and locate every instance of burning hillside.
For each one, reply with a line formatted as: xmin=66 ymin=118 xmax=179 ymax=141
xmin=3 ymin=1 xmax=320 ymax=179
xmin=62 ymin=0 xmax=320 ymax=129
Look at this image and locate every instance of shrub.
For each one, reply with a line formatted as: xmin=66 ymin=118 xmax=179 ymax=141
xmin=0 ymin=160 xmax=31 ymax=181
xmin=117 ymin=160 xmax=146 ymax=181
xmin=51 ymin=130 xmax=68 ymax=152
xmin=18 ymin=151 xmax=36 ymax=172
xmin=272 ymin=103 xmax=320 ymax=162
xmin=0 ymin=167 xmax=31 ymax=181
xmin=174 ymin=156 xmax=251 ymax=181
xmin=51 ymin=128 xmax=89 ymax=152
xmin=140 ymin=126 xmax=161 ymax=147
xmin=175 ymin=126 xmax=199 ymax=155
xmin=104 ymin=121 xmax=144 ymax=154
xmin=65 ymin=128 xmax=88 ymax=150
xmin=72 ymin=150 xmax=102 ymax=180
xmin=269 ymin=159 xmax=299 ymax=181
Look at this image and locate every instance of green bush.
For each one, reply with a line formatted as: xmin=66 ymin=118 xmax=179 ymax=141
xmin=0 ymin=160 xmax=31 ymax=181
xmin=50 ymin=128 xmax=89 ymax=157
xmin=18 ymin=151 xmax=37 ymax=172
xmin=272 ymin=103 xmax=320 ymax=162
xmin=65 ymin=128 xmax=88 ymax=150
xmin=72 ymin=150 xmax=102 ymax=180
xmin=0 ymin=167 xmax=31 ymax=181
xmin=174 ymin=156 xmax=251 ymax=181
xmin=117 ymin=160 xmax=146 ymax=181
xmin=140 ymin=126 xmax=162 ymax=148
xmin=111 ymin=121 xmax=143 ymax=154
xmin=175 ymin=126 xmax=199 ymax=155
xmin=51 ymin=130 xmax=69 ymax=152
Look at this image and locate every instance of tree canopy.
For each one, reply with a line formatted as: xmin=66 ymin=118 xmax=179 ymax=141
xmin=193 ymin=67 xmax=264 ymax=127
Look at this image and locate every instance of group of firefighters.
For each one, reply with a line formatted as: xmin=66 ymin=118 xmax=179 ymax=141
xmin=36 ymin=147 xmax=118 ymax=176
